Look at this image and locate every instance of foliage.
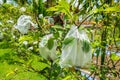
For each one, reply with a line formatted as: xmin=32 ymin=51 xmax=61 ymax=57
xmin=63 ymin=37 xmax=75 ymax=45
xmin=82 ymin=40 xmax=91 ymax=53
xmin=0 ymin=0 xmax=120 ymax=80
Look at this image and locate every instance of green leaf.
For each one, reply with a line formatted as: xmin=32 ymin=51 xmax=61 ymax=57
xmin=47 ymin=0 xmax=72 ymax=18
xmin=63 ymin=37 xmax=75 ymax=45
xmin=47 ymin=7 xmax=58 ymax=12
xmin=31 ymin=60 xmax=49 ymax=71
xmin=19 ymin=35 xmax=33 ymax=44
xmin=111 ymin=53 xmax=120 ymax=61
xmin=91 ymin=7 xmax=120 ymax=14
xmin=82 ymin=40 xmax=91 ymax=53
xmin=104 ymin=7 xmax=120 ymax=12
xmin=0 ymin=49 xmax=12 ymax=56
xmin=63 ymin=76 xmax=71 ymax=80
xmin=47 ymin=38 xmax=54 ymax=50
xmin=53 ymin=32 xmax=59 ymax=39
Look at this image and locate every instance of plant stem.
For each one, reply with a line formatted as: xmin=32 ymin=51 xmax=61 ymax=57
xmin=78 ymin=14 xmax=93 ymax=28
xmin=48 ymin=61 xmax=53 ymax=80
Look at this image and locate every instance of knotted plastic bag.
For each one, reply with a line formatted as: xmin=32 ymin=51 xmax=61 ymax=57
xmin=59 ymin=25 xmax=92 ymax=68
xmin=14 ymin=15 xmax=37 ymax=34
xmin=39 ymin=34 xmax=57 ymax=61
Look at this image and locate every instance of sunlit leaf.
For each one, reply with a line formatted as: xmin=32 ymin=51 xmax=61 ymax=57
xmin=91 ymin=7 xmax=120 ymax=14
xmin=104 ymin=7 xmax=120 ymax=12
xmin=63 ymin=76 xmax=71 ymax=80
xmin=18 ymin=35 xmax=33 ymax=44
xmin=47 ymin=7 xmax=58 ymax=11
xmin=111 ymin=53 xmax=120 ymax=61
xmin=47 ymin=0 xmax=72 ymax=18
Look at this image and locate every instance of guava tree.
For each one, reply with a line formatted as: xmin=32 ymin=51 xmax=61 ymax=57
xmin=0 ymin=0 xmax=120 ymax=80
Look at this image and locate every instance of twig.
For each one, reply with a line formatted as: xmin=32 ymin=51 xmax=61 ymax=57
xmin=78 ymin=14 xmax=93 ymax=28
xmin=48 ymin=61 xmax=53 ymax=80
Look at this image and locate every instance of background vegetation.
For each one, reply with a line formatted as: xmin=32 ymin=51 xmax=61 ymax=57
xmin=0 ymin=0 xmax=120 ymax=80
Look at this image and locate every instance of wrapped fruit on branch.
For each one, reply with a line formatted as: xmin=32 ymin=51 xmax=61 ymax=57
xmin=60 ymin=25 xmax=92 ymax=68
xmin=14 ymin=15 xmax=37 ymax=34
xmin=39 ymin=34 xmax=57 ymax=61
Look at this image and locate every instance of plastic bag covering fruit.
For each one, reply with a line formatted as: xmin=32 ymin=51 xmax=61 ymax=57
xmin=19 ymin=7 xmax=26 ymax=12
xmin=59 ymin=25 xmax=92 ymax=68
xmin=39 ymin=34 xmax=57 ymax=61
xmin=0 ymin=0 xmax=3 ymax=5
xmin=14 ymin=15 xmax=37 ymax=34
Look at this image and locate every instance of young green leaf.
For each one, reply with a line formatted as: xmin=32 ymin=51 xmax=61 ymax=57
xmin=63 ymin=37 xmax=75 ymax=45
xmin=82 ymin=40 xmax=91 ymax=53
xmin=53 ymin=32 xmax=59 ymax=39
xmin=47 ymin=38 xmax=54 ymax=50
xmin=111 ymin=53 xmax=120 ymax=61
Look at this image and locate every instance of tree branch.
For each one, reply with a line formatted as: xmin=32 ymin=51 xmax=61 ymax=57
xmin=78 ymin=14 xmax=93 ymax=28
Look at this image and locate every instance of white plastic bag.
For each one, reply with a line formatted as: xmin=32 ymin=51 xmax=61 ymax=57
xmin=0 ymin=0 xmax=3 ymax=5
xmin=39 ymin=34 xmax=57 ymax=61
xmin=14 ymin=15 xmax=37 ymax=34
xmin=59 ymin=25 xmax=92 ymax=68
xmin=19 ymin=7 xmax=26 ymax=12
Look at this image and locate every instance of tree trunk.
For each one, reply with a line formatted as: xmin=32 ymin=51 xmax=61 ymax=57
xmin=47 ymin=0 xmax=52 ymax=8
